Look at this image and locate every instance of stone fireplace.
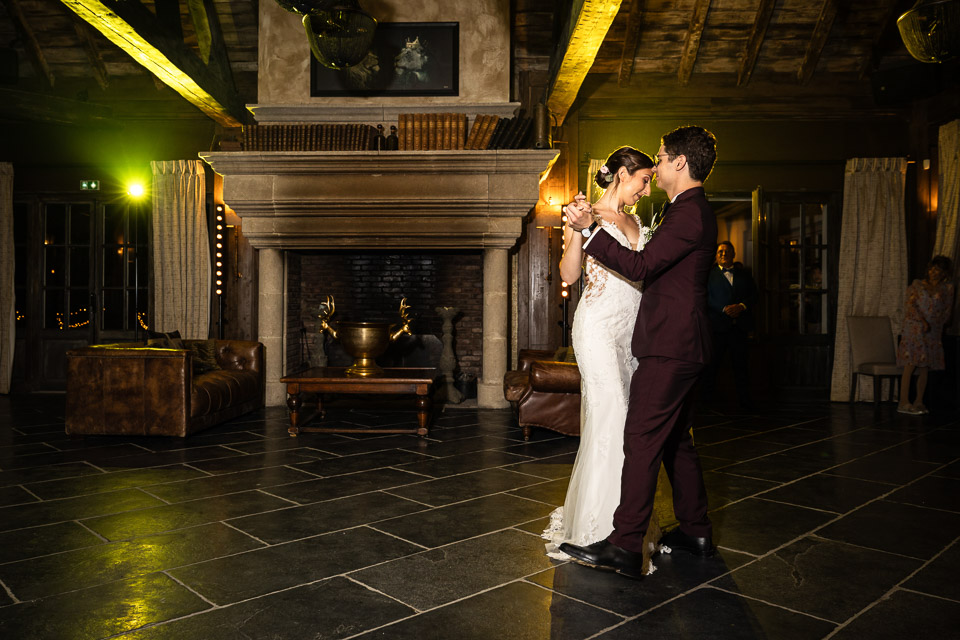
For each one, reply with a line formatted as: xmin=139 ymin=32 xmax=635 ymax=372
xmin=199 ymin=148 xmax=557 ymax=408
xmin=200 ymin=0 xmax=556 ymax=408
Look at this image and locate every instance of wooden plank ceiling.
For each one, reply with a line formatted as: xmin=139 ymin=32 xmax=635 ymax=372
xmin=0 ymin=0 xmax=945 ymax=126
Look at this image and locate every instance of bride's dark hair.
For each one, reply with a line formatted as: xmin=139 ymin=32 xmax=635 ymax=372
xmin=594 ymin=146 xmax=654 ymax=189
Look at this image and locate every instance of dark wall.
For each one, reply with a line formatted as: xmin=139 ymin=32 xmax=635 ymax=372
xmin=2 ymin=118 xmax=216 ymax=192
xmin=575 ymin=117 xmax=911 ymax=196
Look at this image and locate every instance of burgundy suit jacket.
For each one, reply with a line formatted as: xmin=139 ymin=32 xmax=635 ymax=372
xmin=583 ymin=187 xmax=717 ymax=364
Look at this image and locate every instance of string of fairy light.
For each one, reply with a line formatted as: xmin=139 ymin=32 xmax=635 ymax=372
xmin=560 ymin=209 xmax=570 ymax=300
xmin=214 ymin=204 xmax=225 ymax=296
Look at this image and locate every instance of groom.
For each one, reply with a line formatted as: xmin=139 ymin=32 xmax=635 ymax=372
xmin=561 ymin=126 xmax=719 ymax=578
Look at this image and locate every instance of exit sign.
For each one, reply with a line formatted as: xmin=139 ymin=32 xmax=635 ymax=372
xmin=80 ymin=179 xmax=100 ymax=191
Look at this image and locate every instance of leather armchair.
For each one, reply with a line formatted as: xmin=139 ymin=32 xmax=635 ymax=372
xmin=503 ymin=349 xmax=581 ymax=440
xmin=66 ymin=340 xmax=264 ymax=437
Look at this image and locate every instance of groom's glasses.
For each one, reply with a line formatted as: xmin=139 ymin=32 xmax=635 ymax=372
xmin=654 ymin=153 xmax=677 ymax=167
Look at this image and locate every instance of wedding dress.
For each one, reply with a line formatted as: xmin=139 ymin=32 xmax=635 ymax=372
xmin=543 ymin=215 xmax=661 ymax=573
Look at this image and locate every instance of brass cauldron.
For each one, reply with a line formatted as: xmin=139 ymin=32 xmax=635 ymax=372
xmin=317 ymin=296 xmax=412 ymax=377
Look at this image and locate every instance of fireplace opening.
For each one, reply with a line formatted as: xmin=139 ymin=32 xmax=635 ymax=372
xmin=286 ymin=249 xmax=482 ymax=392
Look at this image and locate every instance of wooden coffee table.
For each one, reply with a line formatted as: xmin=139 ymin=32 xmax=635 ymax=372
xmin=281 ymin=367 xmax=439 ymax=437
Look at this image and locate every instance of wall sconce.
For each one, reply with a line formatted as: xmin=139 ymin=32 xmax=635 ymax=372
xmin=274 ymin=0 xmax=377 ymax=70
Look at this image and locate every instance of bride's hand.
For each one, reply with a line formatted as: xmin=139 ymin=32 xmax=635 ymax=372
xmin=564 ymin=192 xmax=593 ymax=231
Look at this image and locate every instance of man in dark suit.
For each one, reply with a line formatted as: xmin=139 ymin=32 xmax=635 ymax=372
xmin=560 ymin=126 xmax=718 ymax=578
xmin=704 ymin=241 xmax=757 ymax=410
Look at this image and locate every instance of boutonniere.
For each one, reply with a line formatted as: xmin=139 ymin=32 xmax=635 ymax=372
xmin=643 ymin=225 xmax=656 ymax=245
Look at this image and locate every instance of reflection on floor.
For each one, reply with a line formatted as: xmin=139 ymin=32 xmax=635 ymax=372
xmin=0 ymin=395 xmax=957 ymax=639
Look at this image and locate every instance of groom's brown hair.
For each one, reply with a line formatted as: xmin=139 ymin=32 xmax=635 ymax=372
xmin=661 ymin=126 xmax=717 ymax=183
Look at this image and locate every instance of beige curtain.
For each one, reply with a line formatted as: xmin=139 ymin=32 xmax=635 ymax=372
xmin=150 ymin=160 xmax=210 ymax=339
xmin=933 ymin=119 xmax=960 ymax=332
xmin=0 ymin=163 xmax=13 ymax=393
xmin=830 ymin=158 xmax=909 ymax=402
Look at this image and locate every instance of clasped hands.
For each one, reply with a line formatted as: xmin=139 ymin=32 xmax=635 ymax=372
xmin=564 ymin=192 xmax=593 ymax=231
xmin=723 ymin=303 xmax=746 ymax=319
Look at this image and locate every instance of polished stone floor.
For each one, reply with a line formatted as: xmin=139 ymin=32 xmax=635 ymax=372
xmin=0 ymin=394 xmax=957 ymax=639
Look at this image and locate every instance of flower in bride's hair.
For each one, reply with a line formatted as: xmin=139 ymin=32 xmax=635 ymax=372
xmin=599 ymin=164 xmax=614 ymax=183
xmin=599 ymin=165 xmax=610 ymax=174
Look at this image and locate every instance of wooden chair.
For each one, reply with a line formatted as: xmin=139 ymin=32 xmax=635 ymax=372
xmin=847 ymin=315 xmax=911 ymax=406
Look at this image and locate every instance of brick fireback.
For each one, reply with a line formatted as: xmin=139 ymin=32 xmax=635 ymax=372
xmin=286 ymin=251 xmax=483 ymax=377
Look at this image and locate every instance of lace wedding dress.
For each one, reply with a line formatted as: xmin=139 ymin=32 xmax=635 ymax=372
xmin=542 ymin=215 xmax=662 ymax=574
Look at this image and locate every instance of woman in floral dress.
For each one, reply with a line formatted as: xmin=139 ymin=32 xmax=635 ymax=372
xmin=897 ymin=255 xmax=954 ymax=414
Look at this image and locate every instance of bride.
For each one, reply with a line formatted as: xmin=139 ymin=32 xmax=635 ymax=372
xmin=542 ymin=146 xmax=662 ymax=574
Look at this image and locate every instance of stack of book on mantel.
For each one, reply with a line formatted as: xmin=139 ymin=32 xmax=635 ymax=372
xmin=397 ymin=113 xmax=467 ymax=150
xmin=241 ymin=124 xmax=377 ymax=151
xmin=463 ymin=112 xmax=533 ymax=150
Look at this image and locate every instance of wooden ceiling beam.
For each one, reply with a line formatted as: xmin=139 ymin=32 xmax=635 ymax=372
xmin=545 ymin=0 xmax=625 ymax=126
xmin=859 ymin=0 xmax=900 ymax=80
xmin=58 ymin=0 xmax=248 ymax=127
xmin=70 ymin=17 xmax=110 ymax=90
xmin=736 ymin=0 xmax=775 ymax=87
xmin=154 ymin=0 xmax=184 ymax=40
xmin=0 ymin=87 xmax=114 ymax=124
xmin=678 ymin=0 xmax=712 ymax=86
xmin=617 ymin=0 xmax=643 ymax=88
xmin=797 ymin=0 xmax=838 ymax=85
xmin=1 ymin=0 xmax=55 ymax=87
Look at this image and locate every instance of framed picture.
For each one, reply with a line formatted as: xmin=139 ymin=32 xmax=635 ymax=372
xmin=311 ymin=22 xmax=459 ymax=97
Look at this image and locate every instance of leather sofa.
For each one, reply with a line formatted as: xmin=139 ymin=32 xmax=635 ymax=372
xmin=503 ymin=349 xmax=581 ymax=440
xmin=66 ymin=340 xmax=264 ymax=437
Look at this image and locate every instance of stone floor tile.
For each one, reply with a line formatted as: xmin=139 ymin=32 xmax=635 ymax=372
xmin=710 ymin=497 xmax=834 ymax=555
xmin=594 ymin=586 xmax=836 ymax=639
xmin=712 ymin=537 xmax=921 ymax=622
xmin=170 ymin=526 xmax=421 ymax=605
xmin=760 ymin=473 xmax=892 ymax=514
xmin=902 ymin=541 xmax=960 ymax=601
xmin=0 ymin=573 xmax=209 ymax=639
xmin=118 ymin=577 xmax=415 ymax=640
xmin=817 ymin=499 xmax=960 ymax=559
xmin=350 ymin=529 xmax=555 ymax=610
xmin=353 ymin=581 xmax=622 ymax=640
xmin=829 ymin=589 xmax=960 ymax=640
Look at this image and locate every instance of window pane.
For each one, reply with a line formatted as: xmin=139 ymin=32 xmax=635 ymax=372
xmin=131 ymin=207 xmax=149 ymax=246
xmin=103 ymin=204 xmax=126 ymax=246
xmin=804 ymin=203 xmax=824 ymax=245
xmin=45 ymin=289 xmax=65 ymax=330
xmin=103 ymin=245 xmax=124 ymax=287
xmin=134 ymin=289 xmax=149 ymax=331
xmin=776 ymin=203 xmax=801 ymax=240
xmin=45 ymin=204 xmax=67 ymax=245
xmin=804 ymin=292 xmax=827 ymax=334
xmin=44 ymin=247 xmax=66 ymax=287
xmin=804 ymin=248 xmax=826 ymax=289
xmin=15 ymin=288 xmax=26 ymax=328
xmin=126 ymin=247 xmax=145 ymax=289
xmin=69 ymin=289 xmax=91 ymax=330
xmin=101 ymin=289 xmax=124 ymax=330
xmin=779 ymin=245 xmax=800 ymax=290
xmin=70 ymin=248 xmax=90 ymax=287
xmin=13 ymin=202 xmax=29 ymax=246
xmin=71 ymin=204 xmax=92 ymax=245
xmin=777 ymin=292 xmax=801 ymax=334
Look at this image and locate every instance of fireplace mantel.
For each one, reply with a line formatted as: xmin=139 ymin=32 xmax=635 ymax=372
xmin=200 ymin=149 xmax=559 ymax=250
xmin=200 ymin=148 xmax=558 ymax=410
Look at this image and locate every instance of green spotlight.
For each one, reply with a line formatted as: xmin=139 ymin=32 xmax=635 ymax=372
xmin=127 ymin=182 xmax=146 ymax=198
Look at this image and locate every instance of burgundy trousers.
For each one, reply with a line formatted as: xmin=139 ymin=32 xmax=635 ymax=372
xmin=608 ymin=356 xmax=712 ymax=553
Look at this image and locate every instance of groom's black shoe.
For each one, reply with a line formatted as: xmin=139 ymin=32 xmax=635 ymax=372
xmin=658 ymin=528 xmax=717 ymax=557
xmin=558 ymin=539 xmax=645 ymax=579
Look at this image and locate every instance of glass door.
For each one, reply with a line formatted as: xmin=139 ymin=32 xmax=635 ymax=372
xmin=754 ymin=190 xmax=839 ymax=400
xmin=12 ymin=197 xmax=149 ymax=390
